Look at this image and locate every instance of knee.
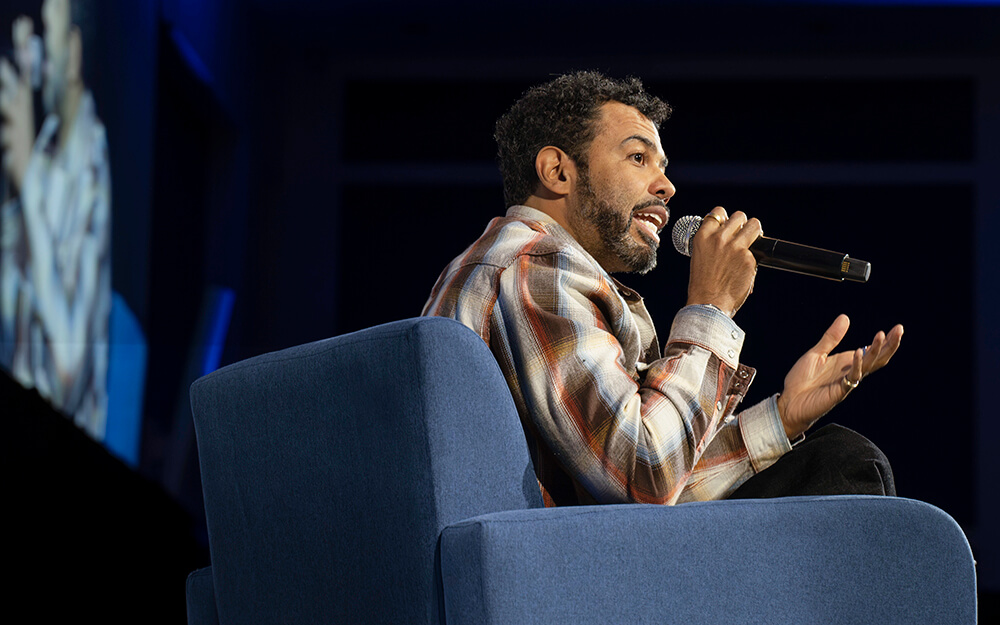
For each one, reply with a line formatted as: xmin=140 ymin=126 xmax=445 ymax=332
xmin=810 ymin=424 xmax=888 ymax=462
xmin=806 ymin=424 xmax=896 ymax=496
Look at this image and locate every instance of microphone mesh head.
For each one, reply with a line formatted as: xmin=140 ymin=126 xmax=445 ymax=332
xmin=671 ymin=215 xmax=703 ymax=257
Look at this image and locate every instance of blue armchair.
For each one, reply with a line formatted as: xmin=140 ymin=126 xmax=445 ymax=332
xmin=187 ymin=316 xmax=976 ymax=624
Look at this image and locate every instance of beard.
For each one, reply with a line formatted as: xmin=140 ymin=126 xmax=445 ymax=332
xmin=573 ymin=166 xmax=660 ymax=275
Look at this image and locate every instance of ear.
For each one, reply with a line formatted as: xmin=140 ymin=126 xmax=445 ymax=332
xmin=534 ymin=146 xmax=577 ymax=198
xmin=67 ymin=26 xmax=83 ymax=84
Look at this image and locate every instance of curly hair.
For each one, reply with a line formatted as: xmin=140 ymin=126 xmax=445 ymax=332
xmin=494 ymin=71 xmax=672 ymax=207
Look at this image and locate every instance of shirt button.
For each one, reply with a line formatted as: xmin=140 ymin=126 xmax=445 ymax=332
xmin=727 ymin=349 xmax=736 ymax=359
xmin=731 ymin=330 xmax=739 ymax=339
xmin=716 ymin=401 xmax=723 ymax=411
xmin=739 ymin=369 xmax=749 ymax=378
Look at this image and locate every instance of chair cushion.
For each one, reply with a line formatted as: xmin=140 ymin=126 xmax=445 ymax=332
xmin=440 ymin=496 xmax=977 ymax=625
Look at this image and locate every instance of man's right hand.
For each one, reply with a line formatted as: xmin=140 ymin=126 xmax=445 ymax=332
xmin=685 ymin=206 xmax=762 ymax=318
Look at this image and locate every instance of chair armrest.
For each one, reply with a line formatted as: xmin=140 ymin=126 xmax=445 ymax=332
xmin=440 ymin=496 xmax=976 ymax=625
xmin=186 ymin=567 xmax=219 ymax=625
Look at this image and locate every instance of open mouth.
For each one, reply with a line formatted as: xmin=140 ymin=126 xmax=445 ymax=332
xmin=632 ymin=204 xmax=668 ymax=243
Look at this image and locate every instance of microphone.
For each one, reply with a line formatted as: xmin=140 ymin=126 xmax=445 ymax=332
xmin=671 ymin=215 xmax=871 ymax=283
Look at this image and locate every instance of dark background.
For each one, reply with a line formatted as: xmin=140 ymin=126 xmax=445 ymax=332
xmin=2 ymin=0 xmax=997 ymax=620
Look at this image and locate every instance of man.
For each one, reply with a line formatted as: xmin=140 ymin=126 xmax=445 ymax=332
xmin=423 ymin=71 xmax=903 ymax=506
xmin=0 ymin=0 xmax=111 ymax=440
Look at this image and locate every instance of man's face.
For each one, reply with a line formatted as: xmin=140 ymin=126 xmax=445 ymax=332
xmin=567 ymin=101 xmax=675 ymax=274
xmin=41 ymin=0 xmax=71 ymax=115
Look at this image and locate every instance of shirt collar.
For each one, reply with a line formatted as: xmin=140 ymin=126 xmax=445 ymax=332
xmin=505 ymin=204 xmax=591 ymax=259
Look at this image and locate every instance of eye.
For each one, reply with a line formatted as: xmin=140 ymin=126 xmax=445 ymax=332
xmin=630 ymin=153 xmax=645 ymax=165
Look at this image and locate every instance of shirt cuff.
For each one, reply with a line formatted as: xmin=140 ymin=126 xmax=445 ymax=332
xmin=668 ymin=305 xmax=745 ymax=370
xmin=739 ymin=394 xmax=793 ymax=474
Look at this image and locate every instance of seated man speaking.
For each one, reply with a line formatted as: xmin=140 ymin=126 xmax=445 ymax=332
xmin=422 ymin=71 xmax=903 ymax=507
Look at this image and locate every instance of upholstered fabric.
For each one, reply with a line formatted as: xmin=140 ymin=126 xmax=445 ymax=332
xmin=188 ymin=317 xmax=976 ymax=624
xmin=441 ymin=497 xmax=976 ymax=625
xmin=185 ymin=567 xmax=218 ymax=625
xmin=190 ymin=317 xmax=541 ymax=624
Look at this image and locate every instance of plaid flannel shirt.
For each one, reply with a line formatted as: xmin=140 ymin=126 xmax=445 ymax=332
xmin=422 ymin=205 xmax=791 ymax=505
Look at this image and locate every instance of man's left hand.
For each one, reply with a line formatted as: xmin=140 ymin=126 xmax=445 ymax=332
xmin=777 ymin=314 xmax=903 ymax=440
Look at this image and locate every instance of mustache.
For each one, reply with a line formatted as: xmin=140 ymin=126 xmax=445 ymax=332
xmin=631 ymin=198 xmax=669 ymax=216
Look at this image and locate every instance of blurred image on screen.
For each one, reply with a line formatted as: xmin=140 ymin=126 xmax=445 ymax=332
xmin=0 ymin=0 xmax=110 ymax=441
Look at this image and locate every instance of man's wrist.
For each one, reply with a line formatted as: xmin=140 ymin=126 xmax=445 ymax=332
xmin=685 ymin=300 xmax=733 ymax=318
xmin=776 ymin=393 xmax=806 ymax=444
xmin=778 ymin=392 xmax=818 ymax=442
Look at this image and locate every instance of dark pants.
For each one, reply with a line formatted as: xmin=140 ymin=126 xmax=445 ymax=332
xmin=728 ymin=423 xmax=896 ymax=499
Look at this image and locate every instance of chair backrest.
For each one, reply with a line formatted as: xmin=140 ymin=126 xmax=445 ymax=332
xmin=191 ymin=317 xmax=542 ymax=624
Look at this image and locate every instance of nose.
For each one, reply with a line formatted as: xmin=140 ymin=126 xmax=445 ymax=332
xmin=651 ymin=171 xmax=676 ymax=201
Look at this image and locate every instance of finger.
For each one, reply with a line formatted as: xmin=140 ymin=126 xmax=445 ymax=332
xmin=724 ymin=210 xmax=748 ymax=235
xmin=812 ymin=314 xmax=850 ymax=356
xmin=835 ymin=348 xmax=863 ymax=397
xmin=884 ymin=324 xmax=904 ymax=355
xmin=851 ymin=347 xmax=864 ymax=383
xmin=702 ymin=206 xmax=728 ymax=229
xmin=849 ymin=347 xmax=864 ymax=389
xmin=870 ymin=325 xmax=903 ymax=372
xmin=883 ymin=324 xmax=903 ymax=348
xmin=734 ymin=216 xmax=763 ymax=247
xmin=861 ymin=330 xmax=886 ymax=374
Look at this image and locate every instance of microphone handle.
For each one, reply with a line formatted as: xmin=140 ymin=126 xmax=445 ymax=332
xmin=750 ymin=237 xmax=870 ymax=283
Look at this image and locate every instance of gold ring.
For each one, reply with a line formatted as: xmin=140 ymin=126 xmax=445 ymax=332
xmin=841 ymin=375 xmax=860 ymax=392
xmin=704 ymin=214 xmax=725 ymax=227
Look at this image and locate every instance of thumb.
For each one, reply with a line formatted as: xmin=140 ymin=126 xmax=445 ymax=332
xmin=811 ymin=314 xmax=850 ymax=356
